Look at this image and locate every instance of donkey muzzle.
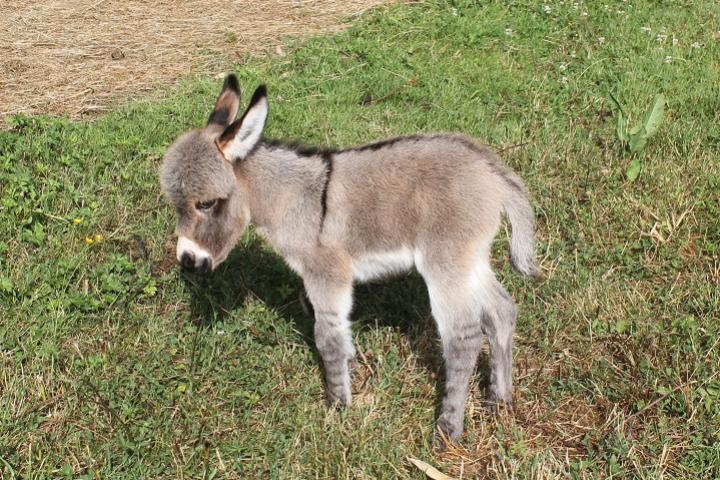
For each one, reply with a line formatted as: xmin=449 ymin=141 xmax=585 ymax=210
xmin=176 ymin=236 xmax=213 ymax=273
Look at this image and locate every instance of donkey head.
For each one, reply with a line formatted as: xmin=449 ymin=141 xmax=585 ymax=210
xmin=160 ymin=74 xmax=268 ymax=272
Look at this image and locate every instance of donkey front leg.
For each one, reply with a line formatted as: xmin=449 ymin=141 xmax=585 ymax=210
xmin=304 ymin=274 xmax=355 ymax=407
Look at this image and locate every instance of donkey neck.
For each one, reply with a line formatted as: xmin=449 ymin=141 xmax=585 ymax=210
xmin=238 ymin=143 xmax=329 ymax=249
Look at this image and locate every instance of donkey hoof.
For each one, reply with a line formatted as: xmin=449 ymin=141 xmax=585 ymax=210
xmin=348 ymin=357 xmax=359 ymax=379
xmin=434 ymin=414 xmax=462 ymax=449
xmin=485 ymin=393 xmax=513 ymax=414
xmin=326 ymin=388 xmax=351 ymax=409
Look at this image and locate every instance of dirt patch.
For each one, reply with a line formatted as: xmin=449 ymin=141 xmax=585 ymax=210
xmin=0 ymin=0 xmax=392 ymax=124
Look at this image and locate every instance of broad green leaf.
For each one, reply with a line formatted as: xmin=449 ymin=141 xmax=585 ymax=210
xmin=626 ymin=158 xmax=642 ymax=182
xmin=642 ymin=94 xmax=666 ymax=137
xmin=629 ymin=95 xmax=666 ymax=153
xmin=629 ymin=129 xmax=648 ymax=153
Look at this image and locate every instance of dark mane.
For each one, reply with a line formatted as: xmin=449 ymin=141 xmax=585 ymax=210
xmin=263 ymin=134 xmax=440 ymax=157
xmin=339 ymin=134 xmax=428 ymax=153
xmin=262 ymin=138 xmax=336 ymax=157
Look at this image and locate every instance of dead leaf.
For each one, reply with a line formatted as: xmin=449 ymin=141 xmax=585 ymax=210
xmin=408 ymin=457 xmax=456 ymax=480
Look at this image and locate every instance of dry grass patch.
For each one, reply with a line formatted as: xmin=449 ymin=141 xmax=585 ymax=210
xmin=0 ymin=0 xmax=392 ymax=123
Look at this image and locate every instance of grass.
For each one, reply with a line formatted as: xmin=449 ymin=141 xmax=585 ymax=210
xmin=1 ymin=0 xmax=719 ymax=478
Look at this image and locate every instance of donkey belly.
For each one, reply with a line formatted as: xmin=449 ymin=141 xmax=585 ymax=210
xmin=351 ymin=247 xmax=416 ymax=282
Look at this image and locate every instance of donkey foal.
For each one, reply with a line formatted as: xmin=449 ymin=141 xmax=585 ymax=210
xmin=160 ymin=74 xmax=539 ymax=442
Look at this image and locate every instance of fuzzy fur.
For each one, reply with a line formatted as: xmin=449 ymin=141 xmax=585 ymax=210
xmin=160 ymin=74 xmax=539 ymax=443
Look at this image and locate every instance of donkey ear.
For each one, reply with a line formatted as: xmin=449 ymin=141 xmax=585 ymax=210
xmin=215 ymin=85 xmax=268 ymax=161
xmin=207 ymin=74 xmax=241 ymax=128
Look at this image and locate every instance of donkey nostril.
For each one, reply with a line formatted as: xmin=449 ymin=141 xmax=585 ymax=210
xmin=179 ymin=251 xmax=195 ymax=270
xmin=198 ymin=257 xmax=211 ymax=273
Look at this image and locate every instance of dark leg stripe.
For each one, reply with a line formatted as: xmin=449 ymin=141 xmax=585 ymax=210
xmin=323 ymin=361 xmax=346 ymax=373
xmin=457 ymin=330 xmax=483 ymax=342
xmin=448 ymin=364 xmax=473 ymax=373
xmin=447 ymin=342 xmax=480 ymax=354
xmin=326 ymin=377 xmax=346 ymax=388
xmin=316 ymin=320 xmax=340 ymax=330
xmin=444 ymin=384 xmax=465 ymax=396
xmin=457 ymin=322 xmax=483 ymax=333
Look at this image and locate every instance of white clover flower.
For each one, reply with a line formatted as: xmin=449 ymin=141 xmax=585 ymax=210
xmin=597 ymin=36 xmax=606 ymax=44
xmin=543 ymin=4 xmax=551 ymax=13
xmin=664 ymin=55 xmax=672 ymax=63
xmin=561 ymin=76 xmax=569 ymax=84
xmin=656 ymin=34 xmax=667 ymax=42
xmin=559 ymin=63 xmax=568 ymax=72
xmin=581 ymin=11 xmax=588 ymax=17
xmin=505 ymin=28 xmax=513 ymax=36
xmin=691 ymin=42 xmax=701 ymax=49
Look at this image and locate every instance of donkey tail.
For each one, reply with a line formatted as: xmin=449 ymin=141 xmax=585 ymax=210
xmin=502 ymin=177 xmax=540 ymax=277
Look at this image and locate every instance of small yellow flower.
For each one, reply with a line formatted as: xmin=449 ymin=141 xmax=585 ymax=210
xmin=85 ymin=236 xmax=94 ymax=245
xmin=94 ymin=234 xmax=105 ymax=243
xmin=73 ymin=218 xmax=83 ymax=225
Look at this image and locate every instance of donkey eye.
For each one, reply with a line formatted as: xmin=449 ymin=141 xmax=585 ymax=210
xmin=195 ymin=199 xmax=217 ymax=211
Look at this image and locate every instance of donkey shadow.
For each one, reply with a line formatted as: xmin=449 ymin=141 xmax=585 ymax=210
xmin=180 ymin=237 xmax=313 ymax=340
xmin=180 ymin=236 xmax=492 ymax=418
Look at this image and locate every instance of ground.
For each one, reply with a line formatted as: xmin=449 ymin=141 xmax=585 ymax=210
xmin=0 ymin=0 xmax=390 ymax=123
xmin=1 ymin=1 xmax=719 ymax=479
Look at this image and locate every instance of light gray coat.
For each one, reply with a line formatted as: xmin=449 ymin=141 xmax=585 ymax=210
xmin=160 ymin=75 xmax=539 ymax=443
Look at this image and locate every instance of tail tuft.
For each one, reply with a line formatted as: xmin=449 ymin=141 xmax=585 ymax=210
xmin=503 ymin=189 xmax=540 ymax=278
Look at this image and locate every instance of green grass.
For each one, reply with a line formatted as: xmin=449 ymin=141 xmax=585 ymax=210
xmin=2 ymin=0 xmax=719 ymax=478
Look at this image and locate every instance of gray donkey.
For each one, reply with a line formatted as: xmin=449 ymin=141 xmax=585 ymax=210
xmin=160 ymin=74 xmax=539 ymax=442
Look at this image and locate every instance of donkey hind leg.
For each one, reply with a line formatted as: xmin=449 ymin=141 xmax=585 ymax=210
xmin=426 ymin=282 xmax=485 ymax=441
xmin=304 ymin=278 xmax=355 ymax=407
xmin=478 ymin=267 xmax=518 ymax=409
